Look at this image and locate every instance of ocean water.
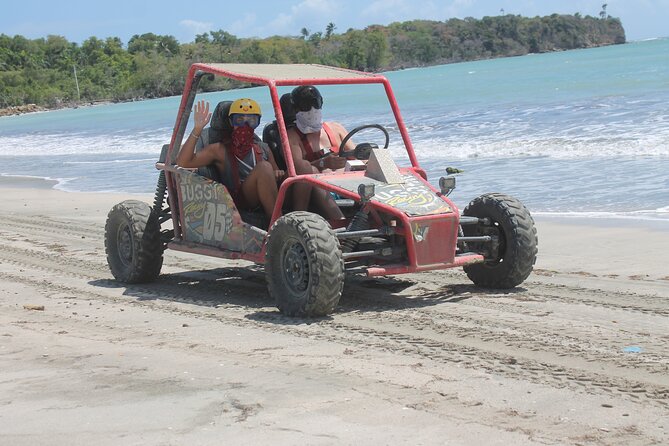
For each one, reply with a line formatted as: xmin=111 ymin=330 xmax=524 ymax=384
xmin=1 ymin=38 xmax=668 ymax=222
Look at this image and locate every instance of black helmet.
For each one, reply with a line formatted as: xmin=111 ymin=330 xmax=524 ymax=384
xmin=291 ymin=85 xmax=323 ymax=112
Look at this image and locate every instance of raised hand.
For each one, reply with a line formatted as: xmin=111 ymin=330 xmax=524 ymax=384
xmin=193 ymin=100 xmax=212 ymax=132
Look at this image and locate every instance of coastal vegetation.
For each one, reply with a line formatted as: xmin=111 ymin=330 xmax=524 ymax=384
xmin=0 ymin=14 xmax=625 ymax=112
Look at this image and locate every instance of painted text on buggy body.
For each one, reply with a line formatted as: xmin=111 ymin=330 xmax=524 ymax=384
xmin=373 ymin=176 xmax=452 ymax=216
xmin=178 ymin=173 xmax=242 ymax=250
xmin=181 ymin=182 xmax=221 ymax=202
xmin=202 ymin=202 xmax=233 ymax=240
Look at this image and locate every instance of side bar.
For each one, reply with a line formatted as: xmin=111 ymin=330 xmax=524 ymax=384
xmin=365 ymin=253 xmax=484 ymax=277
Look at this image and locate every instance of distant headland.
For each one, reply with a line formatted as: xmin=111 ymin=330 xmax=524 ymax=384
xmin=0 ymin=14 xmax=625 ymax=116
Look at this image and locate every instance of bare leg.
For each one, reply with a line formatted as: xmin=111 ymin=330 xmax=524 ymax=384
xmin=311 ymin=187 xmax=345 ymax=221
xmin=291 ymin=158 xmax=344 ymax=221
xmin=291 ymin=159 xmax=314 ymax=211
xmin=240 ymin=160 xmax=278 ymax=218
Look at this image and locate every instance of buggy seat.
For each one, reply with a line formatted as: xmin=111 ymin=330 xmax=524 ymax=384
xmin=194 ymin=100 xmax=233 ymax=181
xmin=262 ymin=93 xmax=295 ymax=171
xmin=194 ymin=100 xmax=270 ymax=229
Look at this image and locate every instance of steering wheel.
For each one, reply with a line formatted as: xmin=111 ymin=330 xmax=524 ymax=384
xmin=338 ymin=124 xmax=390 ymax=158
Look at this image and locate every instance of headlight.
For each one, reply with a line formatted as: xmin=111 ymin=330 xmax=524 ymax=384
xmin=358 ymin=183 xmax=376 ymax=201
xmin=439 ymin=176 xmax=456 ymax=196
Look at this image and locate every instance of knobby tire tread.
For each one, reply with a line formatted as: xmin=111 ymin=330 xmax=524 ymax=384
xmin=266 ymin=211 xmax=344 ymax=317
xmin=463 ymin=193 xmax=538 ymax=288
xmin=105 ymin=200 xmax=163 ymax=284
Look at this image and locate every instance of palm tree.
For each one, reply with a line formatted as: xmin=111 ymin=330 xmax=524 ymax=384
xmin=325 ymin=22 xmax=336 ymax=39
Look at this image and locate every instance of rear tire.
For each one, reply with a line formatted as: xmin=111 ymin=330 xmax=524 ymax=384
xmin=265 ymin=211 xmax=344 ymax=317
xmin=462 ymin=193 xmax=537 ymax=288
xmin=105 ymin=200 xmax=163 ymax=283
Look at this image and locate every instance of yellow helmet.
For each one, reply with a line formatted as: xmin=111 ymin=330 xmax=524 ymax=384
xmin=229 ymin=98 xmax=261 ymax=116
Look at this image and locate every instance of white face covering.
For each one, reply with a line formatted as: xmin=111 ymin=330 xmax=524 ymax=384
xmin=295 ymin=107 xmax=323 ymax=134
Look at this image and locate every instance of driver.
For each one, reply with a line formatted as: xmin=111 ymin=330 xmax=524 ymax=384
xmin=287 ymin=85 xmax=354 ymax=173
xmin=285 ymin=85 xmax=350 ymax=223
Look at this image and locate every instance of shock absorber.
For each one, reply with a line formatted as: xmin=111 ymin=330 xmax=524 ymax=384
xmin=340 ymin=183 xmax=376 ymax=253
xmin=153 ymin=170 xmax=167 ymax=215
xmin=340 ymin=208 xmax=370 ymax=253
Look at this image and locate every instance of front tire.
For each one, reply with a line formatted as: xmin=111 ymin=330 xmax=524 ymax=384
xmin=105 ymin=200 xmax=163 ymax=283
xmin=462 ymin=193 xmax=537 ymax=288
xmin=265 ymin=211 xmax=344 ymax=317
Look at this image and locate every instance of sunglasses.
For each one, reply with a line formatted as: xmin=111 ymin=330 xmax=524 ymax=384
xmin=294 ymin=94 xmax=323 ymax=112
xmin=230 ymin=114 xmax=260 ymax=128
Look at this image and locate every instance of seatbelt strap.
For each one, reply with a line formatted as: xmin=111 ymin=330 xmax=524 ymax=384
xmin=322 ymin=123 xmax=339 ymax=154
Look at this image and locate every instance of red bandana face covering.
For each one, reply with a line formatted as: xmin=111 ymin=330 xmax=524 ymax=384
xmin=231 ymin=125 xmax=255 ymax=159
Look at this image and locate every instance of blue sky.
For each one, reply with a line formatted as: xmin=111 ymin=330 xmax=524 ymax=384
xmin=1 ymin=0 xmax=667 ymax=44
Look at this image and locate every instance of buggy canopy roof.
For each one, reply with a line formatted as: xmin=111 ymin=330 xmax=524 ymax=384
xmin=191 ymin=63 xmax=385 ymax=86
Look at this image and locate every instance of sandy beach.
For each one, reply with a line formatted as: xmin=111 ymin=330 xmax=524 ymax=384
xmin=0 ymin=183 xmax=667 ymax=445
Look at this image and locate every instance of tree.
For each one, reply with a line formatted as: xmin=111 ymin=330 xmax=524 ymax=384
xmin=128 ymin=33 xmax=179 ymax=56
xmin=365 ymin=30 xmax=387 ymax=70
xmin=210 ymin=30 xmax=238 ymax=47
xmin=308 ymin=32 xmax=323 ymax=46
xmin=80 ymin=37 xmax=105 ymax=65
xmin=325 ymin=22 xmax=336 ymax=39
xmin=195 ymin=33 xmax=210 ymax=44
xmin=340 ymin=30 xmax=366 ymax=70
xmin=0 ymin=14 xmax=627 ymax=109
xmin=206 ymin=30 xmax=238 ymax=61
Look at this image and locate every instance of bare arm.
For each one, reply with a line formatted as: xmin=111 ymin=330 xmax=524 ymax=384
xmin=329 ymin=121 xmax=355 ymax=152
xmin=176 ymin=100 xmax=214 ymax=168
xmin=287 ymin=127 xmax=345 ymax=172
xmin=287 ymin=129 xmax=314 ymax=175
xmin=266 ymin=148 xmax=286 ymax=183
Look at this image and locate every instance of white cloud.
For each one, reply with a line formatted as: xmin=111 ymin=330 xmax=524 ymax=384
xmin=271 ymin=13 xmax=293 ymax=29
xmin=179 ymin=19 xmax=213 ymax=35
xmin=362 ymin=0 xmax=412 ymax=17
xmin=361 ymin=0 xmax=468 ymax=23
xmin=267 ymin=0 xmax=338 ymax=35
xmin=443 ymin=0 xmax=476 ymax=18
xmin=228 ymin=13 xmax=258 ymax=36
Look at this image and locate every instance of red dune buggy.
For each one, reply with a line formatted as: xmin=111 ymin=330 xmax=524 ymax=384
xmin=104 ymin=63 xmax=538 ymax=317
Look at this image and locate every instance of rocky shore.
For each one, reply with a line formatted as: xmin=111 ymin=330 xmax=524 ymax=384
xmin=0 ymin=104 xmax=47 ymax=117
xmin=0 ymin=101 xmax=115 ymax=117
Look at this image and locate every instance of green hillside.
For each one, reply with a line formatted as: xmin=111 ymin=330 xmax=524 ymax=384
xmin=0 ymin=14 xmax=625 ymax=111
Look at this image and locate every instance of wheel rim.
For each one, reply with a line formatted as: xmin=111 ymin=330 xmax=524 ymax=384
xmin=117 ymin=223 xmax=134 ymax=267
xmin=282 ymin=239 xmax=309 ymax=294
xmin=485 ymin=221 xmax=506 ymax=264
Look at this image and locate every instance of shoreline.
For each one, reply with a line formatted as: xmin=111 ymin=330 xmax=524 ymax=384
xmin=0 ymin=100 xmax=116 ymax=118
xmin=4 ymin=174 xmax=668 ymax=229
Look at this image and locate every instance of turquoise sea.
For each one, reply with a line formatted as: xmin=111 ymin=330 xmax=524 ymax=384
xmin=1 ymin=38 xmax=668 ymax=222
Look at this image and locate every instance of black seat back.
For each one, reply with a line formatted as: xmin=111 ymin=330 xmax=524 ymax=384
xmin=194 ymin=100 xmax=233 ymax=181
xmin=262 ymin=93 xmax=295 ymax=171
xmin=262 ymin=122 xmax=285 ymax=171
xmin=194 ymin=129 xmax=219 ymax=181
xmin=208 ymin=100 xmax=233 ymax=145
